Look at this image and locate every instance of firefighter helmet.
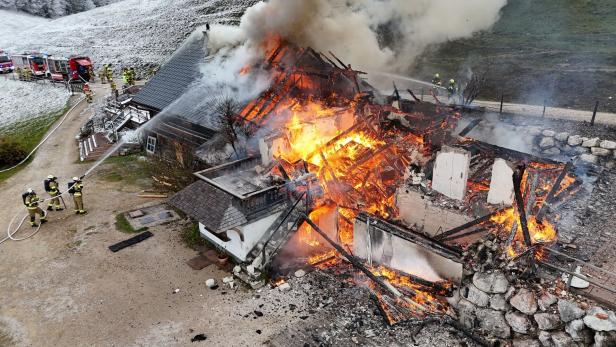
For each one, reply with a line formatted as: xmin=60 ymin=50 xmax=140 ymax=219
xmin=73 ymin=177 xmax=80 ymax=182
xmin=26 ymin=188 xmax=34 ymax=194
xmin=449 ymin=79 xmax=455 ymax=84
xmin=434 ymin=73 xmax=440 ymax=78
xmin=47 ymin=174 xmax=55 ymax=179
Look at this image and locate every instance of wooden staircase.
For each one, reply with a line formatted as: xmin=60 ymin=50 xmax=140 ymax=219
xmin=79 ymin=133 xmax=114 ymax=161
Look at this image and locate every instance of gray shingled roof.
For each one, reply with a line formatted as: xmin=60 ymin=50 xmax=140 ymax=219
xmin=168 ymin=180 xmax=247 ymax=234
xmin=132 ymin=33 xmax=207 ymax=113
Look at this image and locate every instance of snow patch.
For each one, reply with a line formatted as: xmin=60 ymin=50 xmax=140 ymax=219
xmin=0 ymin=78 xmax=70 ymax=129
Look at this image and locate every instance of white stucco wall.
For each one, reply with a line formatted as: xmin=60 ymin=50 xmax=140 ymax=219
xmin=395 ymin=188 xmax=473 ymax=237
xmin=487 ymin=158 xmax=515 ymax=205
xmin=431 ymin=146 xmax=470 ymax=200
xmin=353 ymin=218 xmax=463 ymax=283
xmin=199 ymin=211 xmax=282 ymax=262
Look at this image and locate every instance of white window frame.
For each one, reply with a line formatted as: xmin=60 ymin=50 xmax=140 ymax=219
xmin=146 ymin=136 xmax=157 ymax=154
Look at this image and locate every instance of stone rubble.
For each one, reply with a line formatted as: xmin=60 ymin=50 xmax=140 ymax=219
xmin=451 ymin=237 xmax=616 ymax=346
xmin=529 ymin=128 xmax=616 ymax=167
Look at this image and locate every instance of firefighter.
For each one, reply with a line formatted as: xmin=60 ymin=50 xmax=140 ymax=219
xmin=87 ymin=65 xmax=95 ymax=82
xmin=83 ymin=83 xmax=93 ymax=103
xmin=432 ymin=73 xmax=442 ymax=87
xmin=44 ymin=175 xmax=63 ymax=211
xmin=69 ymin=177 xmax=87 ymax=215
xmin=122 ymin=68 xmax=129 ymax=86
xmin=23 ymin=68 xmax=32 ymax=82
xmin=22 ymin=188 xmax=47 ymax=227
xmin=105 ymin=64 xmax=113 ymax=81
xmin=129 ymin=67 xmax=136 ymax=85
xmin=99 ymin=66 xmax=107 ymax=84
xmin=447 ymin=79 xmax=457 ymax=96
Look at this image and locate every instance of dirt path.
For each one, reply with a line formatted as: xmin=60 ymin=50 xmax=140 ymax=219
xmin=0 ymin=83 xmax=304 ymax=346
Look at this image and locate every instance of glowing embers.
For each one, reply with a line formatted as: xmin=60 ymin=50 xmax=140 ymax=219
xmin=364 ymin=265 xmax=454 ymax=325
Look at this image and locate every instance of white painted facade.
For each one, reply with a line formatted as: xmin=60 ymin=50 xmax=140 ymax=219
xmin=395 ymin=188 xmax=473 ymax=237
xmin=431 ymin=146 xmax=470 ymax=200
xmin=487 ymin=158 xmax=515 ymax=205
xmin=199 ymin=211 xmax=282 ymax=262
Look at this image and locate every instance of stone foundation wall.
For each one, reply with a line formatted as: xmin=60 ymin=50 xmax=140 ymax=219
xmin=531 ymin=128 xmax=616 ymax=168
xmin=451 ymin=267 xmax=616 ymax=346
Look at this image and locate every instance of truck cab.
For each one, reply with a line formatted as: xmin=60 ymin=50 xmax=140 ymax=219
xmin=0 ymin=51 xmax=14 ymax=74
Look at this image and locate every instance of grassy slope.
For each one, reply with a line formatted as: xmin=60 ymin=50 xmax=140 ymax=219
xmin=0 ymin=103 xmax=70 ymax=181
xmin=413 ymin=0 xmax=616 ymax=112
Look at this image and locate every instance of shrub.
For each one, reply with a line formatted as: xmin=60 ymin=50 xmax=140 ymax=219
xmin=0 ymin=138 xmax=27 ymax=168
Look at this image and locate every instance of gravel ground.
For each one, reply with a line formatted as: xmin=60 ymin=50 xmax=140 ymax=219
xmin=0 ymin=77 xmax=70 ymax=128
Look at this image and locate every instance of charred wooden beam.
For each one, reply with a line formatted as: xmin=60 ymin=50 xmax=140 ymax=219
xmin=512 ymin=166 xmax=532 ymax=247
xmin=458 ymin=118 xmax=483 ymax=137
xmin=551 ymin=179 xmax=583 ymax=205
xmin=319 ymin=52 xmax=343 ymax=69
xmin=328 ymin=51 xmax=349 ymax=70
xmin=277 ymin=163 xmax=290 ymax=181
xmin=266 ymin=44 xmax=285 ymax=67
xmin=536 ymin=161 xmax=573 ymax=222
xmin=434 ymin=209 xmax=508 ymax=241
xmin=301 ymin=215 xmax=425 ymax=308
xmin=537 ymin=260 xmax=616 ymax=295
xmin=356 ymin=213 xmax=462 ymax=261
xmin=406 ymin=89 xmax=422 ymax=103
xmin=440 ymin=227 xmax=488 ymax=243
xmin=303 ymin=120 xmax=366 ymax=161
xmin=393 ymin=82 xmax=401 ymax=100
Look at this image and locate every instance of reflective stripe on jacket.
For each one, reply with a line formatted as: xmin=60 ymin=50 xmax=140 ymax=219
xmin=73 ymin=183 xmax=83 ymax=196
xmin=25 ymin=195 xmax=39 ymax=208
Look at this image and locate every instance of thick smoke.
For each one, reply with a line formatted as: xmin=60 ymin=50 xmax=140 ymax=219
xmin=228 ymin=0 xmax=508 ymax=72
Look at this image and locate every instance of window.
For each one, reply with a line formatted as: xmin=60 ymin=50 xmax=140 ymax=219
xmin=146 ymin=136 xmax=157 ymax=154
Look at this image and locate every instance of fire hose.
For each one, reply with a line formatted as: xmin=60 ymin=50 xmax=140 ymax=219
xmin=1 ymin=178 xmax=86 ymax=245
xmin=0 ymin=86 xmax=106 ymax=245
xmin=0 ymin=95 xmax=86 ymax=174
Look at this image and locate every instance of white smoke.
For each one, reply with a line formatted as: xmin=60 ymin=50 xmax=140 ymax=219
xmin=209 ymin=0 xmax=508 ymax=73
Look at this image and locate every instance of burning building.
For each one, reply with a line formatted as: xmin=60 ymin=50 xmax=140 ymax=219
xmin=164 ymin=32 xmax=581 ymax=315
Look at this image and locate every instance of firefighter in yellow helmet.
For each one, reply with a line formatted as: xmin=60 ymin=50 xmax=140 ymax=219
xmin=104 ymin=64 xmax=113 ymax=81
xmin=122 ymin=68 xmax=129 ymax=86
xmin=447 ymin=78 xmax=457 ymax=96
xmin=432 ymin=73 xmax=442 ymax=87
xmin=22 ymin=188 xmax=47 ymax=227
xmin=69 ymin=177 xmax=87 ymax=215
xmin=129 ymin=67 xmax=136 ymax=85
xmin=44 ymin=175 xmax=63 ymax=211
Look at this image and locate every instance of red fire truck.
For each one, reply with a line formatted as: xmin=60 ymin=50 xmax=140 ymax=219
xmin=11 ymin=52 xmax=48 ymax=77
xmin=0 ymin=50 xmax=14 ymax=74
xmin=47 ymin=55 xmax=93 ymax=81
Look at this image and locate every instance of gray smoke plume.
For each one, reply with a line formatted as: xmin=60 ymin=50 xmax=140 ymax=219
xmin=211 ymin=0 xmax=508 ymax=73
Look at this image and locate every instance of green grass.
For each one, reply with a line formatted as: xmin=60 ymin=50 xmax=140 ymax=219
xmin=115 ymin=213 xmax=148 ymax=234
xmin=411 ymin=0 xmax=616 ymax=112
xmin=0 ymin=104 xmax=70 ymax=181
xmin=98 ymin=153 xmax=152 ymax=188
xmin=180 ymin=222 xmax=208 ymax=249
